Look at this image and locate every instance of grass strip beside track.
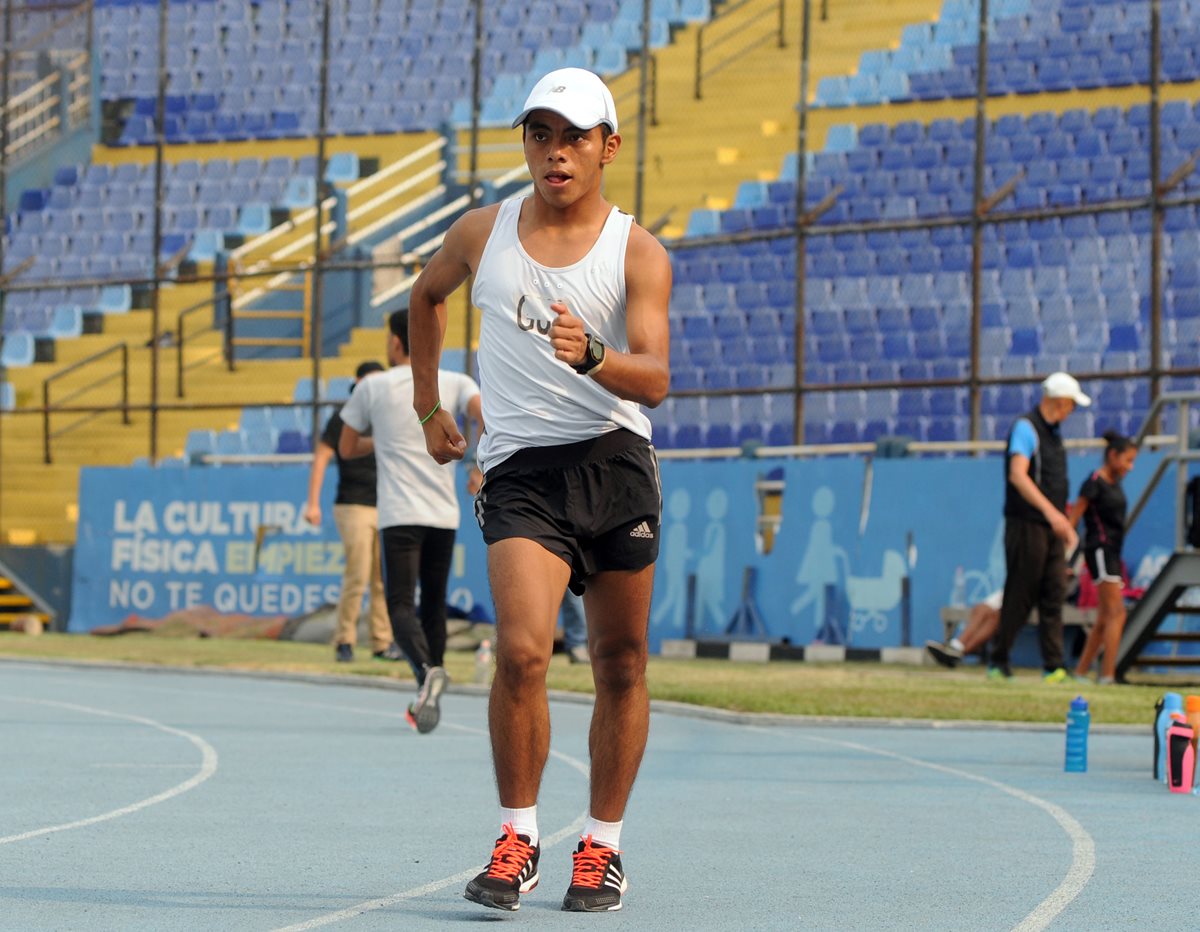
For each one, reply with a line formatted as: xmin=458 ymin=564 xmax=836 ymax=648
xmin=0 ymin=633 xmax=1178 ymax=725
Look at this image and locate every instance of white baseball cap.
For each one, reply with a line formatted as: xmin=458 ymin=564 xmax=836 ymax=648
xmin=1042 ymin=371 xmax=1091 ymax=407
xmin=511 ymin=68 xmax=619 ymax=134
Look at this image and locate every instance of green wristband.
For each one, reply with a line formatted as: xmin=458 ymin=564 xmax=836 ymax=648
xmin=418 ymin=401 xmax=442 ymax=425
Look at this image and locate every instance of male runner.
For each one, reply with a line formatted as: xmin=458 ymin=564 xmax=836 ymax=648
xmin=407 ymin=68 xmax=671 ymax=912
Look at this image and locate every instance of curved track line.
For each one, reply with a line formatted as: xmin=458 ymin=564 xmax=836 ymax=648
xmin=0 ymin=697 xmax=219 ymax=846
xmin=796 ymin=732 xmax=1095 ymax=932
xmin=271 ymin=722 xmax=589 ymax=932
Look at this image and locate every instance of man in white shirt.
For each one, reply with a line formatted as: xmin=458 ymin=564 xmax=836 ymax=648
xmin=407 ymin=68 xmax=671 ymax=914
xmin=339 ymin=309 xmax=482 ymax=733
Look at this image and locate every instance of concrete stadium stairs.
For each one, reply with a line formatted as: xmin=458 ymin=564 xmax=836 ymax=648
xmin=462 ymin=4 xmax=1200 ymax=239
xmin=0 ymin=133 xmax=442 ymax=545
xmin=461 ymin=0 xmax=949 ymax=236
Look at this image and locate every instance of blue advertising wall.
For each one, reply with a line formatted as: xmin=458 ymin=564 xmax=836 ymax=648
xmin=68 ymin=465 xmax=490 ymax=632
xmin=70 ymin=451 xmax=1179 ymax=653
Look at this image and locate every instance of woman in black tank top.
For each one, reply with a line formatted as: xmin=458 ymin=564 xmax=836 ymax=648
xmin=1067 ymin=430 xmax=1138 ymax=684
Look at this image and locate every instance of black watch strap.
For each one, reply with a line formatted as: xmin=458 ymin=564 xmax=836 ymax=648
xmin=572 ymin=333 xmax=605 ymax=374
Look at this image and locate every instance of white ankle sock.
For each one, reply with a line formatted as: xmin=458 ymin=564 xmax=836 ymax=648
xmin=582 ymin=815 xmax=622 ymax=849
xmin=500 ymin=805 xmax=538 ymax=847
xmin=950 ymin=637 xmax=964 ymax=652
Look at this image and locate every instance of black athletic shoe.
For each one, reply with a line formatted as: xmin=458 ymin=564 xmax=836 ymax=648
xmin=373 ymin=643 xmax=403 ymax=661
xmin=561 ymin=836 xmax=627 ymax=912
xmin=405 ymin=665 xmax=446 ymax=734
xmin=464 ymin=823 xmax=540 ymax=911
xmin=925 ymin=640 xmax=962 ymax=668
xmin=334 ymin=643 xmax=353 ymax=663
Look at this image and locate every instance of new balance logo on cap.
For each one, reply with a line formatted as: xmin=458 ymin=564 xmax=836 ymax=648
xmin=629 ymin=521 xmax=654 ymax=539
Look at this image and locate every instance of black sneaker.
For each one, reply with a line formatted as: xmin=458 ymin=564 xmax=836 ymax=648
xmin=405 ymin=665 xmax=447 ymax=734
xmin=334 ymin=643 xmax=353 ymax=663
xmin=373 ymin=643 xmax=403 ymax=661
xmin=561 ymin=836 xmax=627 ymax=912
xmin=925 ymin=640 xmax=962 ymax=668
xmin=464 ymin=824 xmax=540 ymax=911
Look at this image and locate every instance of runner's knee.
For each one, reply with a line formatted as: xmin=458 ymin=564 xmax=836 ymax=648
xmin=495 ymin=640 xmax=551 ymax=684
xmin=591 ymin=639 xmax=647 ymax=692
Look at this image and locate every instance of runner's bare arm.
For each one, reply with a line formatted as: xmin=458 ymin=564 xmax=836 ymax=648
xmin=410 ymin=207 xmax=497 ymax=463
xmin=303 ymin=440 xmax=335 ymax=525
xmin=409 ymin=207 xmax=497 ymax=417
xmin=549 ymin=223 xmax=671 ymax=407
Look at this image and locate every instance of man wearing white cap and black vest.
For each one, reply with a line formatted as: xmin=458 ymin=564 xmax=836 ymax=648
xmin=407 ymin=67 xmax=671 ymax=913
xmin=988 ymin=371 xmax=1089 ymax=683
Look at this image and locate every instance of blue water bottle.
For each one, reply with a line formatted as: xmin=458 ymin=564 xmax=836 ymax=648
xmin=1157 ymin=693 xmax=1184 ymax=782
xmin=1065 ymin=696 xmax=1089 ymax=773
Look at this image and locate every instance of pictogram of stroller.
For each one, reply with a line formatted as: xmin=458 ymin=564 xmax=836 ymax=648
xmin=846 ymin=550 xmax=907 ymax=634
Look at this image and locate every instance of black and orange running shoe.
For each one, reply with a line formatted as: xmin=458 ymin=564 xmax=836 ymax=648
xmin=561 ymin=835 xmax=627 ymax=912
xmin=463 ymin=823 xmax=540 ymax=911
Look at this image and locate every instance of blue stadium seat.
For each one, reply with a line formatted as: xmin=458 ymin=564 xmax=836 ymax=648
xmin=215 ymin=430 xmax=249 ymax=457
xmin=237 ymin=203 xmax=271 ymax=236
xmin=327 ymin=377 xmax=354 ymax=401
xmin=184 ymin=429 xmax=217 ymax=461
xmin=276 ymin=426 xmax=312 ymax=454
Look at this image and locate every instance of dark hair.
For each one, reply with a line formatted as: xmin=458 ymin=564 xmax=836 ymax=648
xmin=1102 ymin=429 xmax=1136 ymax=456
xmin=355 ymin=360 xmax=384 ymax=380
xmin=388 ymin=309 xmax=410 ymax=355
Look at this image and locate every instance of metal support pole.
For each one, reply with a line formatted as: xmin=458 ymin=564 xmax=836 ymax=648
xmin=635 ymin=0 xmax=651 ymax=222
xmin=1149 ymin=0 xmax=1163 ymax=416
xmin=968 ymin=0 xmax=990 ymax=441
xmin=0 ymin=0 xmax=12 ymax=534
xmin=148 ymin=0 xmax=169 ymax=463
xmin=309 ymin=0 xmax=332 ymax=445
xmin=1177 ymin=400 xmax=1189 ymax=551
xmin=464 ymin=0 xmax=483 ymax=379
xmin=792 ymin=0 xmax=812 ymax=442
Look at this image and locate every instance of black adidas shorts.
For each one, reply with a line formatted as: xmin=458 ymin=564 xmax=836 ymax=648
xmin=475 ymin=428 xmax=662 ymax=594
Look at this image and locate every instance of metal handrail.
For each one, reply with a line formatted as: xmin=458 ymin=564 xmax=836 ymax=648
xmin=175 ymin=293 xmax=230 ymax=398
xmin=695 ymin=0 xmax=785 ymax=100
xmin=1125 ymin=392 xmax=1200 ymax=545
xmin=13 ymin=0 xmax=88 ymax=54
xmin=229 ymin=138 xmax=447 ymax=264
xmin=613 ymin=53 xmax=658 ymax=127
xmin=42 ymin=342 xmax=130 ymax=464
xmin=368 ymin=172 xmax=534 ymax=308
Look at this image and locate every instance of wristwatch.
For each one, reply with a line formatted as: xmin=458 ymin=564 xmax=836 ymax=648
xmin=572 ymin=333 xmax=606 ymax=375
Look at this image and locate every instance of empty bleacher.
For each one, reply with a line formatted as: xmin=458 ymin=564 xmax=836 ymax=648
xmin=95 ymin=0 xmax=703 ymax=143
xmin=666 ymin=98 xmax=1198 ymax=448
xmin=816 ymin=0 xmax=1200 ymax=108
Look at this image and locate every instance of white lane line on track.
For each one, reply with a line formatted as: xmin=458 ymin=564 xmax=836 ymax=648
xmin=0 ymin=698 xmax=219 ymax=846
xmin=90 ymin=763 xmax=197 ymax=769
xmin=794 ymin=731 xmax=1095 ymax=932
xmin=271 ymin=721 xmax=589 ymax=932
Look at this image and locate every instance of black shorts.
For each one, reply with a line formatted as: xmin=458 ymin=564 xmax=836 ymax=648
xmin=1084 ymin=544 xmax=1123 ymax=584
xmin=475 ymin=429 xmax=662 ymax=594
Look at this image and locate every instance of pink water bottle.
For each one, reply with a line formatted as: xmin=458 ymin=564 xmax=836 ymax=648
xmin=1167 ymin=714 xmax=1196 ymax=794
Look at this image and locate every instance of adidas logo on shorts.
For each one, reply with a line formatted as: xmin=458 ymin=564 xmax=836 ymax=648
xmin=629 ymin=520 xmax=654 ymax=539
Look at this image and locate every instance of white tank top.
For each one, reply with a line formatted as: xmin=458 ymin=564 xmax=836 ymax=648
xmin=472 ymin=196 xmax=652 ymax=472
